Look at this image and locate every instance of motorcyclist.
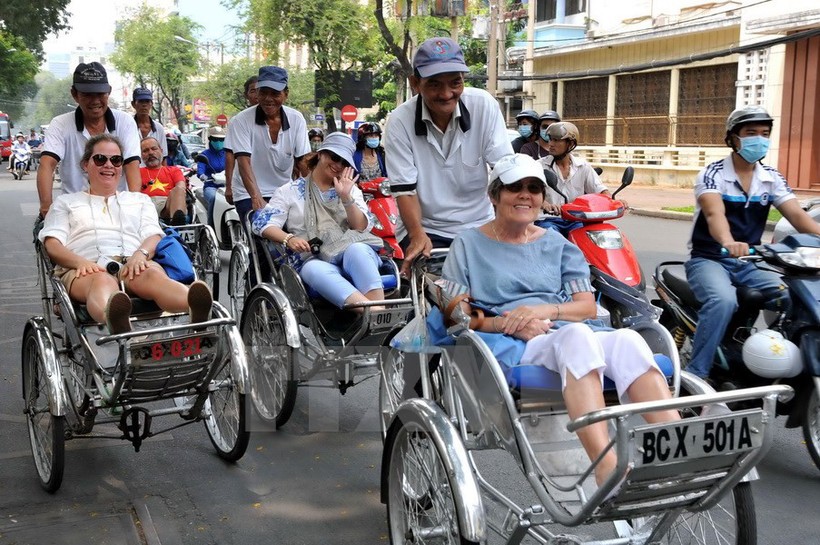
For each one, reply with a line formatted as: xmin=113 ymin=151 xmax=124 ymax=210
xmin=165 ymin=131 xmax=192 ymax=168
xmin=520 ymin=110 xmax=561 ymax=160
xmin=353 ymin=122 xmax=387 ymax=181
xmin=684 ymin=105 xmax=820 ymax=382
xmin=197 ymin=127 xmax=227 ymax=228
xmin=293 ymin=128 xmax=325 ymax=179
xmin=11 ymin=133 xmax=32 ymax=174
xmin=510 ymin=109 xmax=539 ymax=153
xmin=308 ymin=127 xmax=324 ymax=152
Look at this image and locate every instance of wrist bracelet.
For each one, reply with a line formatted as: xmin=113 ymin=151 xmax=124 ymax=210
xmin=136 ymin=248 xmax=150 ymax=259
xmin=282 ymin=233 xmax=295 ymax=247
xmin=493 ymin=316 xmax=503 ymax=333
xmin=555 ymin=304 xmax=561 ymax=320
xmin=342 ymin=199 xmax=355 ymax=207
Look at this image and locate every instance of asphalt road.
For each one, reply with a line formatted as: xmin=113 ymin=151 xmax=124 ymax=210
xmin=0 ymin=169 xmax=817 ymax=544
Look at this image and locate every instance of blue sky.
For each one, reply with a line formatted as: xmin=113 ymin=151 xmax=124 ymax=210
xmin=178 ymin=0 xmax=243 ymax=43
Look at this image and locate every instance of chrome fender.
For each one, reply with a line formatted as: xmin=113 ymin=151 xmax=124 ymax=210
xmin=381 ymin=398 xmax=486 ymax=543
xmin=244 ymin=283 xmax=301 ymax=349
xmin=212 ymin=303 xmax=250 ymax=394
xmin=22 ymin=317 xmax=68 ymax=417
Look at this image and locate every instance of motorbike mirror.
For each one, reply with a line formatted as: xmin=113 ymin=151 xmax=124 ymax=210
xmin=612 ymin=166 xmax=635 ymax=199
xmin=593 ymin=167 xmax=603 ymax=176
xmin=543 ymin=169 xmax=568 ymax=204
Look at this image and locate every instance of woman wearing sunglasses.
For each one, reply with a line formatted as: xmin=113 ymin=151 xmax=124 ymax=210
xmin=38 ymin=134 xmax=213 ymax=334
xmin=252 ymin=132 xmax=387 ymax=312
xmin=435 ymin=154 xmax=679 ymax=487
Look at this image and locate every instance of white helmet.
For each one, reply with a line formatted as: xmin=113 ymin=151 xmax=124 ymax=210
xmin=741 ymin=329 xmax=802 ymax=378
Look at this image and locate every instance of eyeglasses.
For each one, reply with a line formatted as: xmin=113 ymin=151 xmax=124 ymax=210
xmin=325 ymin=151 xmax=351 ymax=169
xmin=504 ymin=180 xmax=544 ymax=194
xmin=91 ymin=154 xmax=124 ymax=167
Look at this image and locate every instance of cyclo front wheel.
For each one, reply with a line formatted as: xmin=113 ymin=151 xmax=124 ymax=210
xmin=195 ymin=229 xmax=220 ymax=299
xmin=204 ymin=352 xmax=250 ymax=462
xmin=22 ymin=327 xmax=65 ymax=493
xmin=240 ymin=288 xmax=297 ymax=428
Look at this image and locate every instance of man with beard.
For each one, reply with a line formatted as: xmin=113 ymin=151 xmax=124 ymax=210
xmin=139 ymin=137 xmax=188 ymax=225
xmin=224 ymin=66 xmax=310 ymax=226
xmin=37 ymin=62 xmax=141 ymax=217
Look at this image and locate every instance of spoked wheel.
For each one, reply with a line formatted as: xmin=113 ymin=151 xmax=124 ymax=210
xmin=802 ymin=384 xmax=820 ymax=471
xmin=228 ymin=220 xmax=244 ymax=247
xmin=204 ymin=353 xmax=249 ymax=461
xmin=240 ymin=289 xmax=297 ymax=427
xmin=386 ymin=414 xmax=477 ymax=545
xmin=195 ymin=229 xmax=220 ymax=299
xmin=228 ymin=242 xmax=249 ymax=320
xmin=22 ymin=328 xmax=65 ymax=493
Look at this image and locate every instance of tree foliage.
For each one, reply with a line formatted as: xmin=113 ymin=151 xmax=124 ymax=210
xmin=26 ymin=72 xmax=76 ymax=127
xmin=241 ymin=0 xmax=384 ymax=132
xmin=110 ymin=5 xmax=201 ymax=131
xmin=191 ymin=59 xmax=259 ymax=116
xmin=0 ymin=31 xmax=39 ymax=118
xmin=0 ymin=0 xmax=71 ymax=59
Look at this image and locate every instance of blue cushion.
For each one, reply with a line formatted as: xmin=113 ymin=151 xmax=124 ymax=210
xmin=503 ymin=354 xmax=674 ymax=393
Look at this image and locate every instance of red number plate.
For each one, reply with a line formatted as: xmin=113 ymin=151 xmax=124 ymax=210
xmin=131 ymin=334 xmax=218 ymax=365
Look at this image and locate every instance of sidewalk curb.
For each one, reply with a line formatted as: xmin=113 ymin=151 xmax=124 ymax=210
xmin=630 ymin=208 xmax=776 ymax=232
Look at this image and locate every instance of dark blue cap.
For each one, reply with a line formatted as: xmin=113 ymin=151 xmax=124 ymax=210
xmin=132 ymin=87 xmax=153 ymax=101
xmin=257 ymin=66 xmax=288 ymax=92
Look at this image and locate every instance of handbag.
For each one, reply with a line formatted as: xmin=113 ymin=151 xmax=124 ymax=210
xmin=153 ymin=227 xmax=195 ymax=284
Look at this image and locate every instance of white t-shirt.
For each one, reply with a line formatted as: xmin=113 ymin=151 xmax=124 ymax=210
xmin=539 ymin=154 xmax=607 ymax=205
xmin=225 ymin=105 xmax=311 ymax=202
xmin=38 ymin=191 xmax=164 ymax=260
xmin=383 ymin=87 xmax=513 ymax=239
xmin=42 ymin=108 xmax=141 ymax=195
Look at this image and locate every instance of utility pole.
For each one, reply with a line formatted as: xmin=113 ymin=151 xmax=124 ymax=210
xmin=487 ymin=0 xmax=498 ymax=98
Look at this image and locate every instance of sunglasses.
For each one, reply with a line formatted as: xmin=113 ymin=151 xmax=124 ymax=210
xmin=504 ymin=180 xmax=544 ymax=194
xmin=325 ymin=150 xmax=351 ymax=169
xmin=91 ymin=154 xmax=124 ymax=167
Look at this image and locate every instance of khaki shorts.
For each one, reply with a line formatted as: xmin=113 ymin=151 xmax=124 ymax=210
xmin=54 ymin=257 xmax=164 ymax=297
xmin=151 ymin=196 xmax=169 ymax=217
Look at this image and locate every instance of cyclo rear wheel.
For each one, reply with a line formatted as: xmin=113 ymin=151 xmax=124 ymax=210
xmin=204 ymin=352 xmax=250 ymax=462
xmin=195 ymin=229 xmax=220 ymax=299
xmin=240 ymin=288 xmax=297 ymax=427
xmin=22 ymin=327 xmax=65 ymax=493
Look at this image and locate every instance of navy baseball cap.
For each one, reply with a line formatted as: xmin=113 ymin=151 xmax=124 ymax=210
xmin=73 ymin=62 xmax=112 ymax=93
xmin=413 ymin=37 xmax=468 ymax=78
xmin=132 ymin=87 xmax=153 ymax=101
xmin=257 ymin=66 xmax=288 ymax=92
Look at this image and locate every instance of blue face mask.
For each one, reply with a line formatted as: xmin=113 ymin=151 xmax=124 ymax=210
xmin=539 ymin=129 xmax=550 ymax=142
xmin=366 ymin=137 xmax=380 ymax=149
xmin=517 ymin=125 xmax=533 ymax=138
xmin=737 ymin=135 xmax=769 ymax=163
xmin=211 ymin=141 xmax=224 ymax=151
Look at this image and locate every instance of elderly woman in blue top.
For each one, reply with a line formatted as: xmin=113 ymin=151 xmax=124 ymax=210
xmin=441 ymin=154 xmax=679 ymax=485
xmin=252 ymin=132 xmax=385 ymax=311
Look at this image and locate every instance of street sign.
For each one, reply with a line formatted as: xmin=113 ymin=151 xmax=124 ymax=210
xmin=341 ymin=104 xmax=358 ymax=123
xmin=314 ymin=114 xmax=325 ymax=121
xmin=216 ymin=114 xmax=229 ymax=126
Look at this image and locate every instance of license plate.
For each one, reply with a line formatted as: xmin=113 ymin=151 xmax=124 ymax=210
xmin=368 ymin=308 xmax=409 ymax=332
xmin=178 ymin=229 xmax=197 ymax=244
xmin=131 ymin=333 xmax=218 ymax=366
xmin=633 ymin=410 xmax=764 ymax=466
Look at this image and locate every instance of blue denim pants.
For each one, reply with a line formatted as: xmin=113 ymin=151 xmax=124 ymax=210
xmin=684 ymin=257 xmax=789 ymax=378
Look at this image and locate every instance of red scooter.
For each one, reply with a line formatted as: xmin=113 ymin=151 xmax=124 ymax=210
xmin=545 ymin=167 xmax=659 ymax=328
xmin=359 ymin=177 xmax=404 ymax=259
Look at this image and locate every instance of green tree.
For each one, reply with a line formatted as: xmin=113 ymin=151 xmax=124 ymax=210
xmin=23 ymin=72 xmax=76 ymax=126
xmin=0 ymin=0 xmax=71 ymax=59
xmin=191 ymin=59 xmax=259 ymax=116
xmin=111 ymin=5 xmax=202 ymax=131
xmin=240 ymin=0 xmax=383 ymax=132
xmin=0 ymin=31 xmax=40 ymax=118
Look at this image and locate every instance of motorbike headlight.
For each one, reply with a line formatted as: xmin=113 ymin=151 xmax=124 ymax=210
xmin=372 ymin=217 xmax=384 ymax=230
xmin=379 ymin=180 xmax=392 ymax=196
xmin=780 ymin=247 xmax=820 ymax=269
xmin=586 ymin=230 xmax=624 ymax=249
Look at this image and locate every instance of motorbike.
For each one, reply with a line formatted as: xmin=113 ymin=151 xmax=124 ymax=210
xmin=772 ymin=197 xmax=820 ymax=243
xmin=11 ymin=147 xmax=31 ymax=180
xmin=191 ymin=155 xmax=242 ymax=251
xmin=543 ymin=167 xmax=659 ymax=328
xmin=652 ymin=233 xmax=820 ymax=471
xmin=358 ymin=177 xmax=403 ymax=259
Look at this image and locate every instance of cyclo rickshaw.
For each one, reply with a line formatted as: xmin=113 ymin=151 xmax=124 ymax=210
xmin=377 ymin=251 xmax=792 ymax=545
xmin=228 ymin=216 xmax=414 ymax=427
xmin=23 ymin=222 xmax=249 ymax=493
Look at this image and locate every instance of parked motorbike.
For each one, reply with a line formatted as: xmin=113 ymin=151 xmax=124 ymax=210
xmin=359 ymin=177 xmax=403 ymax=259
xmin=11 ymin=147 xmax=30 ymax=180
xmin=652 ymin=233 xmax=820 ymax=471
xmin=192 ymin=155 xmax=242 ymax=251
xmin=544 ymin=167 xmax=659 ymax=328
xmin=772 ymin=197 xmax=820 ymax=243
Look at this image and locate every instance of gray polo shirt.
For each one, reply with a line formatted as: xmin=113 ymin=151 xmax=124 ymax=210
xmin=42 ymin=108 xmax=141 ymax=194
xmin=225 ymin=104 xmax=310 ymax=202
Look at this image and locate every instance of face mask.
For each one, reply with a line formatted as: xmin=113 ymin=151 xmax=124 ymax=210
xmin=366 ymin=137 xmax=380 ymax=149
xmin=517 ymin=125 xmax=533 ymax=138
xmin=310 ymin=141 xmax=321 ymax=152
xmin=737 ymin=135 xmax=769 ymax=163
xmin=211 ymin=141 xmax=224 ymax=151
xmin=539 ymin=129 xmax=550 ymax=142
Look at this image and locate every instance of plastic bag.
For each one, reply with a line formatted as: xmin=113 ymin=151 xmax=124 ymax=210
xmin=389 ymin=313 xmax=440 ymax=354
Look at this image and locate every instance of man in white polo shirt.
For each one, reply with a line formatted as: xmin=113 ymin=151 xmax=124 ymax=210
xmin=37 ymin=62 xmax=141 ymax=217
xmin=132 ymin=87 xmax=168 ymax=164
xmin=383 ymin=37 xmax=513 ymax=270
xmin=225 ymin=65 xmax=310 ymax=225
